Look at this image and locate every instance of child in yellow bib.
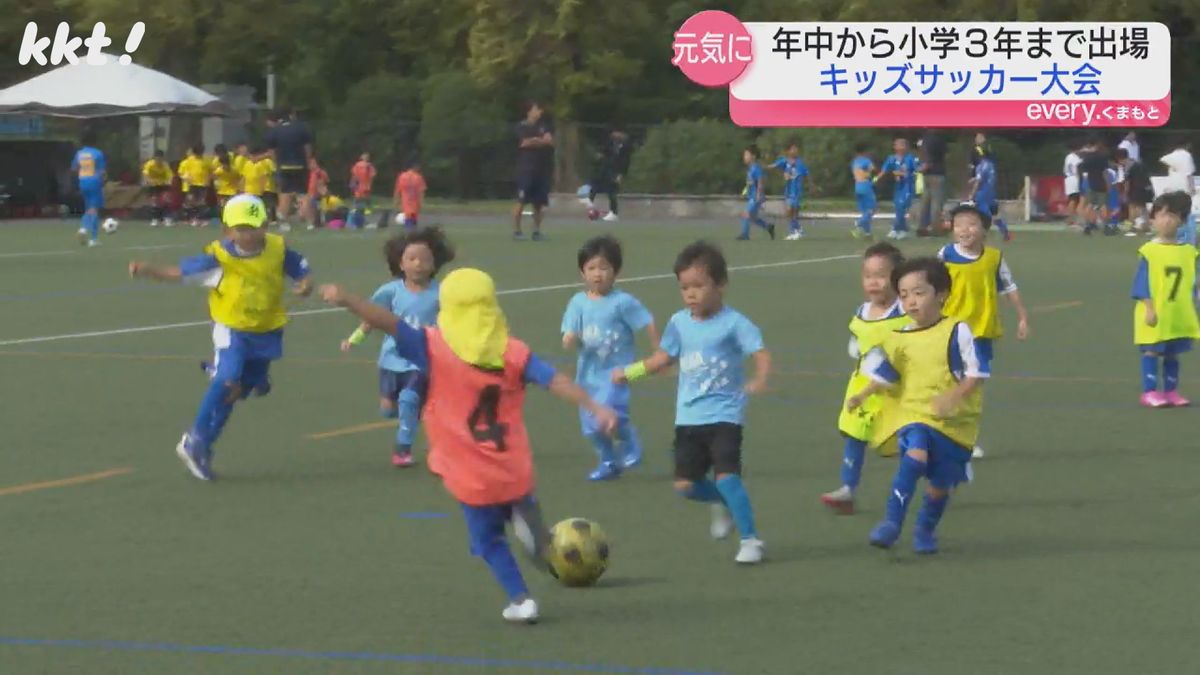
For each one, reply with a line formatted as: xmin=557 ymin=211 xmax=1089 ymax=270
xmin=847 ymin=258 xmax=988 ymax=555
xmin=1134 ymin=192 xmax=1200 ymax=408
xmin=821 ymin=243 xmax=909 ymax=515
xmin=938 ymin=202 xmax=1029 ymax=459
xmin=128 ymin=195 xmax=313 ymax=481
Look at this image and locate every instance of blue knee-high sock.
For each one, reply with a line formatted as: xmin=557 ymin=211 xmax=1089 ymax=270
xmin=478 ymin=536 xmax=529 ymax=601
xmin=789 ymin=217 xmax=800 ymax=234
xmin=1163 ymin=356 xmax=1180 ymax=392
xmin=994 ymin=217 xmax=1010 ymax=238
xmin=190 ymin=379 xmax=236 ymax=449
xmin=85 ymin=212 xmax=99 ymax=239
xmin=397 ymin=392 xmax=421 ymax=447
xmin=858 ymin=210 xmax=873 ymax=233
xmin=840 ymin=436 xmax=867 ymax=490
xmin=616 ymin=421 xmax=643 ymax=463
xmin=885 ymin=454 xmax=926 ymax=527
xmin=587 ymin=432 xmax=618 ymax=465
xmin=676 ymin=478 xmax=722 ymax=503
xmin=1141 ymin=354 xmax=1160 ymax=393
xmin=739 ymin=217 xmax=751 ymax=238
xmin=715 ymin=475 xmax=757 ymax=539
xmin=915 ymin=492 xmax=950 ymax=532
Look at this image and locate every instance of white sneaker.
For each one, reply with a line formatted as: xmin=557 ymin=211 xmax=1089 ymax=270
xmin=306 ymin=224 xmax=316 ymax=231
xmin=164 ymin=219 xmax=175 ymax=228
xmin=886 ymin=230 xmax=898 ymax=239
xmin=892 ymin=230 xmax=911 ymax=240
xmin=602 ymin=212 xmax=618 ymax=222
xmin=76 ymin=228 xmax=88 ymax=245
xmin=86 ymin=239 xmax=101 ymax=248
xmin=502 ymin=598 xmax=539 ymax=624
xmin=971 ymin=445 xmax=985 ymax=459
xmin=735 ymin=537 xmax=765 ymax=564
xmin=150 ymin=219 xmax=160 ymax=228
xmin=710 ymin=504 xmax=734 ymax=540
xmin=784 ymin=232 xmax=800 ymax=241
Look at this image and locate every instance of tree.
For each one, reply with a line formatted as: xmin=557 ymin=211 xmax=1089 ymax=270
xmin=418 ymin=70 xmax=509 ymax=198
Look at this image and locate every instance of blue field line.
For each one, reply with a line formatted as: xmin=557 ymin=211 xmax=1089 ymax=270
xmin=0 ymin=637 xmax=728 ymax=675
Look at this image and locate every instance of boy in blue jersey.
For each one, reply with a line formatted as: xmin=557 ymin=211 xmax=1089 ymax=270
xmin=342 ymin=227 xmax=455 ymax=467
xmin=737 ymin=145 xmax=775 ymax=241
xmin=848 ymin=257 xmax=988 ymax=554
xmin=879 ymin=137 xmax=918 ymax=240
xmin=615 ymin=241 xmax=771 ymax=564
xmin=562 ymin=235 xmax=658 ymax=481
xmin=851 ymin=144 xmax=877 ymax=238
xmin=72 ymin=131 xmax=107 ymax=247
xmin=967 ymin=151 xmax=1011 ymax=242
xmin=128 ymin=195 xmax=313 ymax=481
xmin=771 ymin=141 xmax=809 ymax=240
xmin=1106 ymin=162 xmax=1124 ymax=230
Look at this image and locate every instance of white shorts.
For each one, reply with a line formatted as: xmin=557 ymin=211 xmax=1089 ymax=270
xmin=1064 ymin=176 xmax=1080 ymax=196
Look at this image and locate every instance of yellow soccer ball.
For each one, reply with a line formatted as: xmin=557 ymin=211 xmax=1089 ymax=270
xmin=548 ymin=518 xmax=609 ymax=587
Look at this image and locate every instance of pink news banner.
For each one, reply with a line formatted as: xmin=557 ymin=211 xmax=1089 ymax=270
xmin=671 ymin=13 xmax=1171 ymax=128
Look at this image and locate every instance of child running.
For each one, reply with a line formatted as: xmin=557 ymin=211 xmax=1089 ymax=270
xmin=847 ymin=257 xmax=987 ymax=554
xmin=342 ymin=227 xmax=455 ymax=466
xmin=821 ymin=243 xmax=909 ymax=514
xmin=128 ymin=195 xmax=312 ymax=480
xmin=561 ymin=235 xmax=658 ymax=480
xmin=321 ymin=268 xmax=619 ymax=623
xmin=1133 ymin=192 xmax=1199 ymax=408
xmin=615 ymin=241 xmax=770 ymax=564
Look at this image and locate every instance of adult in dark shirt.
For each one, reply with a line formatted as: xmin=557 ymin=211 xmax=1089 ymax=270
xmin=1118 ymin=147 xmax=1153 ymax=235
xmin=266 ymin=108 xmax=314 ymax=231
xmin=916 ymin=130 xmax=946 ymax=235
xmin=585 ymin=128 xmax=631 ymax=221
xmin=1077 ymin=139 xmax=1111 ymax=234
xmin=513 ymin=101 xmax=554 ymax=240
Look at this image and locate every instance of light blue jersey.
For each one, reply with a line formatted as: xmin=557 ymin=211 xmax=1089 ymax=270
xmin=660 ymin=306 xmax=765 ymax=426
xmin=561 ymin=289 xmax=653 ymax=391
xmin=881 ymin=153 xmax=919 ymax=195
xmin=772 ymin=156 xmax=809 ymax=203
xmin=371 ymin=279 xmax=440 ymax=373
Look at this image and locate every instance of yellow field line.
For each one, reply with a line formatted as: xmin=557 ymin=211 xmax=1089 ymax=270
xmin=308 ymin=421 xmax=396 ymax=440
xmin=1032 ymin=300 xmax=1084 ymax=314
xmin=0 ymin=467 xmax=134 ymax=497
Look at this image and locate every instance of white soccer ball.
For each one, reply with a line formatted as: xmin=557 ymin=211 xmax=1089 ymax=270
xmin=393 ymin=212 xmax=406 ymax=226
xmin=102 ymin=217 xmax=119 ymax=234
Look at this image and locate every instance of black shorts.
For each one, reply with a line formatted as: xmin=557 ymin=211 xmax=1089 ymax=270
xmin=516 ymin=173 xmax=550 ymax=207
xmin=1129 ymin=186 xmax=1154 ymax=204
xmin=186 ymin=186 xmax=206 ymax=202
xmin=279 ymin=168 xmax=307 ymax=195
xmin=673 ymin=423 xmax=743 ymax=481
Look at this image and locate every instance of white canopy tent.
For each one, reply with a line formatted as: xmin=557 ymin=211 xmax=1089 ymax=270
xmin=0 ymin=57 xmax=230 ymax=118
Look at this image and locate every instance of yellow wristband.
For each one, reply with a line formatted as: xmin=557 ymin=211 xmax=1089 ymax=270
xmin=624 ymin=361 xmax=648 ymax=383
xmin=347 ymin=327 xmax=367 ymax=346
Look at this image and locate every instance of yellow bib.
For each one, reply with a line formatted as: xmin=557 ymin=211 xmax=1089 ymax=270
xmin=838 ymin=307 xmax=911 ymax=444
xmin=207 ymin=234 xmax=288 ymax=333
xmin=944 ymin=247 xmax=1002 ymax=339
xmin=871 ymin=319 xmax=981 ymax=451
xmin=1134 ymin=242 xmax=1200 ymax=345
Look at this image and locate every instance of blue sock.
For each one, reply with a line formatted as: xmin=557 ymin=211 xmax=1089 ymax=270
xmin=739 ymin=217 xmax=751 ymax=238
xmin=86 ymin=212 xmax=99 ymax=239
xmin=789 ymin=217 xmax=800 ymax=234
xmin=715 ymin=474 xmax=757 ymax=539
xmin=858 ymin=211 xmax=873 ymax=233
xmin=616 ymin=421 xmax=643 ymax=461
xmin=840 ymin=437 xmax=867 ymax=490
xmin=587 ymin=432 xmax=618 ymax=466
xmin=397 ymin=391 xmax=421 ymax=447
xmin=915 ymin=492 xmax=949 ymax=532
xmin=190 ymin=378 xmax=236 ymax=449
xmin=885 ymin=454 xmax=926 ymax=527
xmin=676 ymin=478 xmax=722 ymax=503
xmin=1164 ymin=356 xmax=1180 ymax=392
xmin=1141 ymin=354 xmax=1160 ymax=393
xmin=994 ymin=217 xmax=1010 ymax=238
xmin=478 ymin=535 xmax=529 ymax=601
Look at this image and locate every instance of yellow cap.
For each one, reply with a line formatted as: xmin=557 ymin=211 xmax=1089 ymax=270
xmin=438 ymin=268 xmax=509 ymax=369
xmin=222 ymin=194 xmax=268 ymax=228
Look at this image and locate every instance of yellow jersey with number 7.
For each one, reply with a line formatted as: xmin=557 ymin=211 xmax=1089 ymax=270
xmin=1134 ymin=241 xmax=1200 ymax=346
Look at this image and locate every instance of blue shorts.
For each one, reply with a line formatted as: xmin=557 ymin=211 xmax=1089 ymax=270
xmin=460 ymin=493 xmax=538 ymax=556
xmin=855 ymin=189 xmax=876 ymax=212
xmin=379 ymin=368 xmax=426 ymax=401
xmin=745 ymin=199 xmax=763 ymax=216
xmin=80 ymin=182 xmax=104 ymax=210
xmin=974 ymin=337 xmax=995 ymax=369
xmin=784 ymin=194 xmax=801 ymax=210
xmin=210 ymin=324 xmax=281 ymax=394
xmin=516 ymin=173 xmax=550 ymax=208
xmin=1139 ymin=338 xmax=1194 ymax=356
xmin=896 ymin=424 xmax=972 ymax=490
xmin=579 ymin=381 xmax=630 ymax=435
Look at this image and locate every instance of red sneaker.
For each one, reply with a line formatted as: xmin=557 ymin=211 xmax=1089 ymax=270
xmin=392 ymin=451 xmax=415 ymax=468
